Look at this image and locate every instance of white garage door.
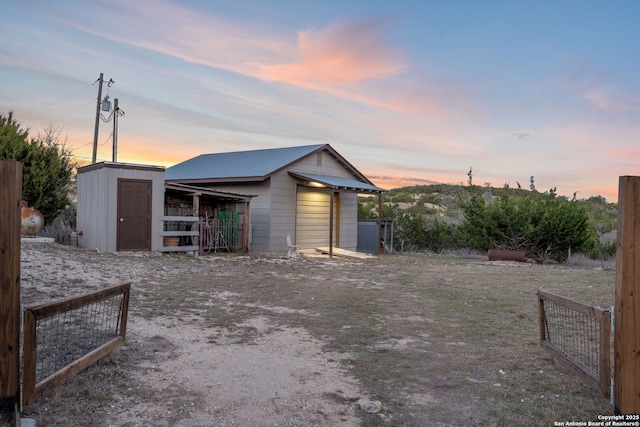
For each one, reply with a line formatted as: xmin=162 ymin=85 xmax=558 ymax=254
xmin=295 ymin=187 xmax=336 ymax=249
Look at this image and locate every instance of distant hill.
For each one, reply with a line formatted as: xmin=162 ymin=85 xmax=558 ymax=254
xmin=359 ymin=184 xmax=618 ymax=242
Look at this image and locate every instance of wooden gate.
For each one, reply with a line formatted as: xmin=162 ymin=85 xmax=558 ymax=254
xmin=22 ymin=283 xmax=131 ymax=405
xmin=538 ymin=290 xmax=611 ymax=398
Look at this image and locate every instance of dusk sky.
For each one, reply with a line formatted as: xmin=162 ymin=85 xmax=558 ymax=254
xmin=2 ymin=0 xmax=638 ymax=202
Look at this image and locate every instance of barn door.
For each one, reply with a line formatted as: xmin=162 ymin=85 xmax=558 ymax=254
xmin=117 ymin=179 xmax=151 ymax=251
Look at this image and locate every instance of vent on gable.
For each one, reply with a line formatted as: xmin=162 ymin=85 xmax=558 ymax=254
xmin=317 ymin=152 xmax=322 ymax=166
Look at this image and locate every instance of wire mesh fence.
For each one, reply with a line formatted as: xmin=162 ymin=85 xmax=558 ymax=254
xmin=22 ymin=283 xmax=130 ymax=405
xmin=537 ymin=290 xmax=611 ymax=398
xmin=33 ymin=296 xmax=123 ymax=382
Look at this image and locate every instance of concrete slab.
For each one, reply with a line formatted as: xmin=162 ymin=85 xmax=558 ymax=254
xmin=314 ymin=247 xmax=376 ymax=260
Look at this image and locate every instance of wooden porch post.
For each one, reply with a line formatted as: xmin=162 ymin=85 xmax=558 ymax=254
xmin=329 ymin=191 xmax=334 ymax=259
xmin=0 ymin=161 xmax=22 ymax=424
xmin=192 ymin=193 xmax=200 ymax=249
xmin=192 ymin=193 xmax=200 ymax=217
xmin=615 ymin=175 xmax=640 ymax=414
xmin=334 ymin=192 xmax=340 ymax=247
xmin=378 ymin=193 xmax=383 ymax=254
xmin=243 ymin=201 xmax=250 ymax=254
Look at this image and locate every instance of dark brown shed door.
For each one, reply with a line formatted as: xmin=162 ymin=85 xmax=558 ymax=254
xmin=117 ymin=179 xmax=151 ymax=251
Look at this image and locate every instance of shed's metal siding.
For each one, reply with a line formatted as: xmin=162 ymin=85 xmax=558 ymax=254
xmin=77 ymin=164 xmax=164 ymax=253
xmin=77 ymin=167 xmax=108 ymax=252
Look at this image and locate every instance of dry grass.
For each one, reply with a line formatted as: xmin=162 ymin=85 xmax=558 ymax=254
xmin=14 ymin=244 xmax=614 ymax=426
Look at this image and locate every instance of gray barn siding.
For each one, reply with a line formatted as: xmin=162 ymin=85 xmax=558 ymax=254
xmin=339 ymin=192 xmax=358 ymax=250
xmin=291 ymin=151 xmax=356 ymax=178
xmin=268 ymin=171 xmax=299 ymax=253
xmin=205 ymin=181 xmax=273 ymax=252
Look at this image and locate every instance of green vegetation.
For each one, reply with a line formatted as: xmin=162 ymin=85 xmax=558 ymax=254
xmin=459 ymin=188 xmax=596 ymax=263
xmin=0 ymin=112 xmax=76 ymax=224
xmin=359 ymin=183 xmax=617 ymax=262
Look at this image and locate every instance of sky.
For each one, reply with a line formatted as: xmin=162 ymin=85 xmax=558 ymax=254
xmin=1 ymin=0 xmax=639 ymax=202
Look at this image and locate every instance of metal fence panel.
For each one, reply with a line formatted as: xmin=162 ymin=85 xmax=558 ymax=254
xmin=537 ymin=290 xmax=611 ymax=398
xmin=22 ymin=282 xmax=130 ymax=406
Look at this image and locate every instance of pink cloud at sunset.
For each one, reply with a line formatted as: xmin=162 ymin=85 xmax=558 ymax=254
xmin=66 ymin=0 xmax=293 ymax=77
xmin=380 ymin=82 xmax=472 ymax=119
xmin=582 ymin=87 xmax=638 ymax=114
xmin=72 ymin=1 xmax=427 ymax=114
xmin=62 ymin=0 xmax=469 ymax=129
xmin=603 ymin=145 xmax=640 ymax=168
xmin=259 ymin=17 xmax=405 ymax=87
xmin=558 ymin=58 xmax=638 ymax=115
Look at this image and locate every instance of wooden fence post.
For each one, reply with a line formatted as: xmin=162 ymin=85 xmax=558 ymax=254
xmin=615 ymin=175 xmax=640 ymax=414
xmin=0 ymin=161 xmax=22 ymax=424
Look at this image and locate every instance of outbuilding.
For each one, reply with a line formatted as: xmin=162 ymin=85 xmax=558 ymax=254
xmin=165 ymin=144 xmax=386 ymax=255
xmin=76 ymin=162 xmax=253 ymax=254
xmin=76 ymin=162 xmax=165 ymax=252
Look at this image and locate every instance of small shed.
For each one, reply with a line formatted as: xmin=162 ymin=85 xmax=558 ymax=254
xmin=76 ymin=162 xmax=165 ymax=252
xmin=76 ymin=162 xmax=255 ymax=254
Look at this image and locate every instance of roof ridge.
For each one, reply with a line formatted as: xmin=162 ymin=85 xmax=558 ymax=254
xmin=198 ymin=143 xmax=327 ymax=157
xmin=166 ymin=144 xmax=330 ymax=181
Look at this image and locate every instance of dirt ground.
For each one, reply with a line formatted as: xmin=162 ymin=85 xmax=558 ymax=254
xmin=18 ymin=241 xmax=614 ymax=426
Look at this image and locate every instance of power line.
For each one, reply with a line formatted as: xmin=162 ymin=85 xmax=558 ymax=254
xmin=18 ymin=82 xmax=95 ymax=115
xmin=39 ymin=98 xmax=95 ymax=129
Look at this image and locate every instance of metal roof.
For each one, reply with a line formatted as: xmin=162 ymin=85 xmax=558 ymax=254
xmin=289 ymin=172 xmax=386 ymax=193
xmin=165 ymin=144 xmax=327 ymax=181
xmin=77 ymin=161 xmax=165 ymax=174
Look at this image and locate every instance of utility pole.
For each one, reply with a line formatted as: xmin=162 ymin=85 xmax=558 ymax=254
xmin=112 ymin=98 xmax=119 ymax=162
xmin=92 ymin=73 xmax=103 ymax=164
xmin=92 ymin=73 xmax=114 ymax=164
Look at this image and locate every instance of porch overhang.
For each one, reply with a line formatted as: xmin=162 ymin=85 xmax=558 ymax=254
xmin=289 ymin=171 xmax=387 ymax=258
xmin=288 ymin=172 xmax=386 ymax=194
xmin=165 ymin=182 xmax=255 ymax=201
